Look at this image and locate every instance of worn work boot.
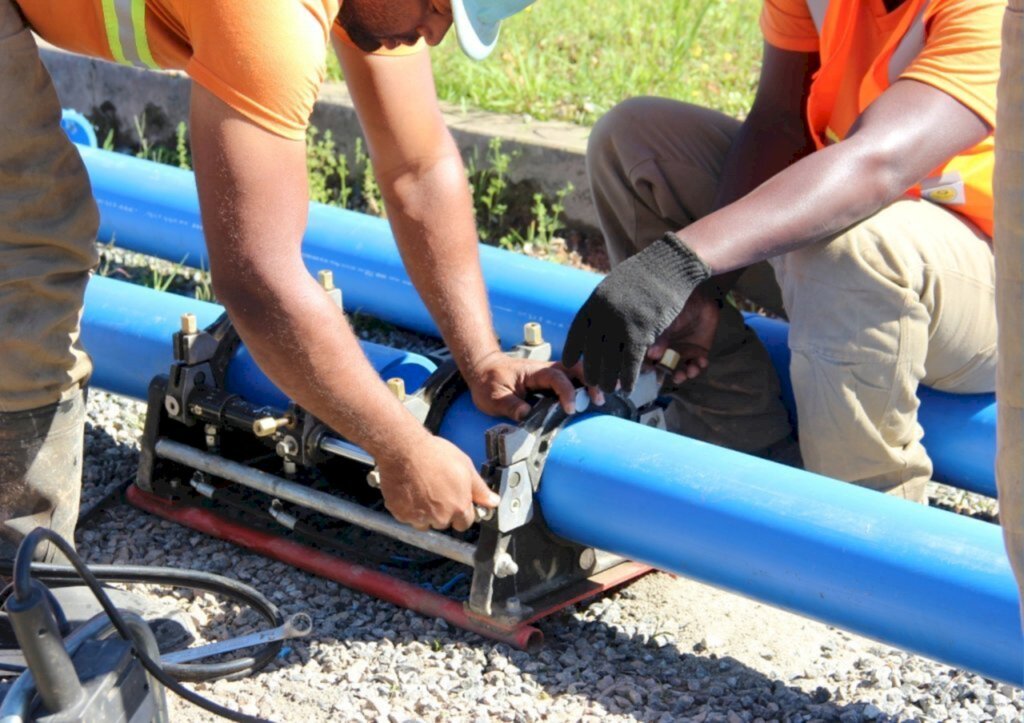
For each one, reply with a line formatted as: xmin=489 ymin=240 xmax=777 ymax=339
xmin=0 ymin=389 xmax=85 ymax=563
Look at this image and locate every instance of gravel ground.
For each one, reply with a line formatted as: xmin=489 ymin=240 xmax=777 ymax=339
xmin=76 ymin=388 xmax=1022 ymax=723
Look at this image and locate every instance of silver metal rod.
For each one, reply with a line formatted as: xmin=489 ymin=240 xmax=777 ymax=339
xmin=319 ymin=435 xmax=375 ymax=466
xmin=154 ymin=438 xmax=477 ymax=567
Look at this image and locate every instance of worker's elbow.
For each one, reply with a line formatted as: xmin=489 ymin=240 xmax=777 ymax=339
xmin=845 ymin=138 xmax=913 ymax=207
xmin=209 ymin=263 xmax=272 ymax=326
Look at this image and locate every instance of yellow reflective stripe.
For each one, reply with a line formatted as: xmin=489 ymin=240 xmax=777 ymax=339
xmin=130 ymin=0 xmax=159 ymax=69
xmin=100 ymin=0 xmax=159 ymax=69
xmin=100 ymin=0 xmax=130 ymax=65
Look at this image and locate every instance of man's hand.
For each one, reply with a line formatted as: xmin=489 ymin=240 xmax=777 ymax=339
xmin=563 ymin=232 xmax=713 ymax=393
xmin=466 ymin=351 xmax=579 ymax=421
xmin=375 ymin=431 xmax=499 ymax=532
xmin=647 ymin=287 xmax=723 ymax=384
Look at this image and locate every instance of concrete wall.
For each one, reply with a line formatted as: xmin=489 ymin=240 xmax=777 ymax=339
xmin=39 ymin=47 xmax=598 ymax=231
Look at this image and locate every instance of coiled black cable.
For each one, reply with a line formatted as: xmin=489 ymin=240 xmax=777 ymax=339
xmin=3 ymin=529 xmax=285 ymax=722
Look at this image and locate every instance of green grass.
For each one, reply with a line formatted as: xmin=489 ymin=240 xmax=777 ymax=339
xmin=327 ymin=0 xmax=763 ymax=125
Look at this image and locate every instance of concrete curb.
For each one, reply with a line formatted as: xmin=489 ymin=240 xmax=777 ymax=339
xmin=39 ymin=46 xmax=599 ymax=230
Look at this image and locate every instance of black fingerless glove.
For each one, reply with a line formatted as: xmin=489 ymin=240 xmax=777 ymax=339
xmin=562 ymin=232 xmax=712 ymax=392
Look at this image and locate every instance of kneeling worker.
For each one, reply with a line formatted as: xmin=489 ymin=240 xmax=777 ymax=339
xmin=567 ymin=0 xmax=1002 ymax=502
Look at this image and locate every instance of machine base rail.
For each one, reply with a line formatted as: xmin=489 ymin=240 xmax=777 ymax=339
xmin=127 ymin=484 xmax=651 ymax=651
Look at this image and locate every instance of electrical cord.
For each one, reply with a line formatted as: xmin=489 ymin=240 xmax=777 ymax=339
xmin=7 ymin=528 xmax=274 ymax=723
xmin=0 ymin=558 xmax=284 ymax=682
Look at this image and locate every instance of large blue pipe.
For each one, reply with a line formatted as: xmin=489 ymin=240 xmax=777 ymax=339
xmin=81 ymin=276 xmax=1022 ymax=684
xmin=77 ymin=145 xmax=998 ymax=496
xmin=82 ymin=275 xmax=435 ymax=404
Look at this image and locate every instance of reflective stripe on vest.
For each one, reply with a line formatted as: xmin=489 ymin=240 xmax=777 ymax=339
xmin=804 ymin=0 xmax=929 ymax=83
xmin=100 ymin=0 xmax=159 ymax=69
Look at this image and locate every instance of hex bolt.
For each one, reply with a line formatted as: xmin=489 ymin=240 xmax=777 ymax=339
xmin=523 ymin=322 xmax=544 ymax=347
xmin=180 ymin=313 xmax=198 ymax=335
xmin=275 ymin=436 xmax=299 ymax=458
xmin=386 ymin=377 xmax=406 ymax=402
xmin=253 ymin=416 xmax=291 ymax=438
xmin=318 ymin=269 xmax=344 ymax=310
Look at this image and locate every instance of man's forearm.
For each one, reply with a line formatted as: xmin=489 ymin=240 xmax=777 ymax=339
xmin=705 ymin=109 xmax=816 ymax=292
xmin=218 ymin=271 xmax=429 ymax=458
xmin=380 ymin=150 xmax=503 ymax=373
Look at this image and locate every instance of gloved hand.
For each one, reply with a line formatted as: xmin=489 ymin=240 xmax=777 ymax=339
xmin=563 ymin=232 xmax=712 ymax=393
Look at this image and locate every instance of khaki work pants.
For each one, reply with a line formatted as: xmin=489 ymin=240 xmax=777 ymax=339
xmin=996 ymin=0 xmax=1024 ymax=618
xmin=0 ymin=0 xmax=97 ymax=558
xmin=588 ymin=98 xmax=997 ymax=502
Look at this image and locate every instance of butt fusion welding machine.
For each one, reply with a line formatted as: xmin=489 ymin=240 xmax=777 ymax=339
xmin=0 ymin=273 xmax=675 ymax=722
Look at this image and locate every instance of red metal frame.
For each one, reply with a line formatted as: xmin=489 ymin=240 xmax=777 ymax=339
xmin=127 ymin=484 xmax=650 ymax=650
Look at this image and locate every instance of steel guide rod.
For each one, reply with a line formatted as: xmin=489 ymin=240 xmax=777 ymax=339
xmin=154 ymin=438 xmax=477 ymax=568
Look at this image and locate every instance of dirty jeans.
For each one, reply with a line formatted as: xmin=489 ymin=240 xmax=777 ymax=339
xmin=1 ymin=0 xmax=97 ymax=558
xmin=587 ymin=97 xmax=997 ymax=502
xmin=995 ymin=0 xmax=1024 ymax=621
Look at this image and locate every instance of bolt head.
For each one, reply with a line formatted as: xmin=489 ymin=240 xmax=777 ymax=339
xmin=317 ymin=269 xmax=335 ymax=291
xmin=523 ymin=322 xmax=544 ymax=347
xmin=386 ymin=377 xmax=407 ymax=402
xmin=180 ymin=313 xmax=198 ymax=335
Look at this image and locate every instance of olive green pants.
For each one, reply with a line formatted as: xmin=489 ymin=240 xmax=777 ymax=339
xmin=1 ymin=0 xmax=97 ymax=558
xmin=588 ymin=98 xmax=997 ymax=503
xmin=995 ymin=0 xmax=1024 ymax=620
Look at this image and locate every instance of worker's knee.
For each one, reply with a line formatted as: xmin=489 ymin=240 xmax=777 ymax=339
xmin=586 ymin=96 xmax=661 ymax=192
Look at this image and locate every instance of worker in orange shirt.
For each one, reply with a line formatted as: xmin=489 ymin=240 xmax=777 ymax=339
xmin=0 ymin=0 xmax=565 ymax=560
xmin=567 ymin=0 xmax=1002 ymax=503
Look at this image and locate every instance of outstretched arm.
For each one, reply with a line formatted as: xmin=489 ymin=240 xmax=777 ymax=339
xmin=189 ymin=83 xmax=497 ymax=531
xmin=337 ymin=41 xmax=577 ymax=419
xmin=567 ymin=41 xmax=991 ymax=392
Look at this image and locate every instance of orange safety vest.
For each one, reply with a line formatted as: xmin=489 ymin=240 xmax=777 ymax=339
xmin=804 ymin=0 xmax=995 ymax=237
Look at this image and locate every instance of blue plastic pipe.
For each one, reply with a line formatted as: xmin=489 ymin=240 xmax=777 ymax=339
xmin=76 ymin=145 xmax=997 ymax=496
xmin=82 ymin=275 xmax=435 ymax=404
xmin=81 ymin=276 xmax=1022 ymax=684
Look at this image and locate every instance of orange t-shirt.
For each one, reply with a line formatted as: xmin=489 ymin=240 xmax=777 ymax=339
xmin=760 ymin=0 xmax=1004 ymax=236
xmin=15 ymin=0 xmax=425 ymax=141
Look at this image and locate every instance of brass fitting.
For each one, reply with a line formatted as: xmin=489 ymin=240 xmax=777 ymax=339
xmin=253 ymin=416 xmax=291 ymax=438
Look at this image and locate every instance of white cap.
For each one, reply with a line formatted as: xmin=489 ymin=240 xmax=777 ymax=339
xmin=451 ymin=0 xmax=537 ymax=60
